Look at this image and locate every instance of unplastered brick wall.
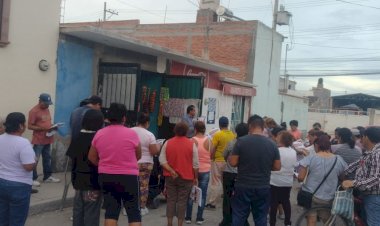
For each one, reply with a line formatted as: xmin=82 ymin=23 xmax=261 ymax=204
xmin=115 ymin=21 xmax=258 ymax=82
xmin=61 ymin=20 xmax=259 ymax=82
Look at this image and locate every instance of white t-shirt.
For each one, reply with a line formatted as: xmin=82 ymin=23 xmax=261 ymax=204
xmin=306 ymin=145 xmax=316 ymax=156
xmin=0 ymin=133 xmax=35 ymax=185
xmin=132 ymin=127 xmax=156 ymax=164
xmin=270 ymin=147 xmax=297 ymax=187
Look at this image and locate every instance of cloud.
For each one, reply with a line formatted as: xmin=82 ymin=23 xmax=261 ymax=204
xmin=64 ymin=0 xmax=380 ymax=96
xmin=326 ymin=76 xmax=380 ymax=93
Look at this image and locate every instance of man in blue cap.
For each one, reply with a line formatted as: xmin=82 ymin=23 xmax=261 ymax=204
xmin=28 ymin=93 xmax=60 ymax=187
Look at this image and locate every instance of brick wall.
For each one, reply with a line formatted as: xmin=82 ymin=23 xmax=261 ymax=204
xmin=114 ymin=20 xmax=258 ymax=83
xmin=62 ymin=20 xmax=259 ymax=83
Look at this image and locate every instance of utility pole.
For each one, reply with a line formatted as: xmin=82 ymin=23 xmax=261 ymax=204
xmin=268 ymin=0 xmax=280 ymax=89
xmin=284 ymin=43 xmax=289 ymax=92
xmin=103 ymin=2 xmax=118 ymax=22
xmin=164 ymin=5 xmax=168 ymax=24
xmin=103 ymin=2 xmax=106 ymax=22
xmin=60 ymin=0 xmax=67 ymax=23
xmin=272 ymin=0 xmax=279 ymax=31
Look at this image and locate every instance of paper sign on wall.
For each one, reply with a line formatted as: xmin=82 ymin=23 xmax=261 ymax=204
xmin=207 ymin=98 xmax=216 ymax=124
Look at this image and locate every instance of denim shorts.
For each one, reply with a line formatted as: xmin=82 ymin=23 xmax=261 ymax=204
xmin=0 ymin=178 xmax=32 ymax=226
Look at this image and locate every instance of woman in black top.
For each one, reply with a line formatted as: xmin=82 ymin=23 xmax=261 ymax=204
xmin=66 ymin=109 xmax=104 ymax=226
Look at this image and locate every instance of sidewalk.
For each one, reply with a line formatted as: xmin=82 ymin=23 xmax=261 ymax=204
xmin=29 ymin=172 xmax=75 ymax=215
xmin=27 ymin=180 xmax=306 ymax=226
xmin=28 ymin=167 xmax=306 ymax=224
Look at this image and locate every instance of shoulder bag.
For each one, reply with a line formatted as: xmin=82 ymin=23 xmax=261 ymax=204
xmin=297 ymin=156 xmax=338 ymax=209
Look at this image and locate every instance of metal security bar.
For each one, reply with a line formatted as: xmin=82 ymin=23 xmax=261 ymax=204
xmin=97 ymin=63 xmax=140 ymax=111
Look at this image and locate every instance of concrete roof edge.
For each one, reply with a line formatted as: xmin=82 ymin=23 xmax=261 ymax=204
xmin=279 ymin=91 xmax=309 ymax=100
xmin=60 ymin=26 xmax=239 ymax=73
xmin=256 ymin=21 xmax=285 ymax=39
xmin=220 ymin=77 xmax=256 ymax=87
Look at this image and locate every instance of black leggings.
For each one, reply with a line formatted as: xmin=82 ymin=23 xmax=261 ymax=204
xmin=99 ymin=174 xmax=141 ymax=223
xmin=269 ymin=185 xmax=292 ymax=226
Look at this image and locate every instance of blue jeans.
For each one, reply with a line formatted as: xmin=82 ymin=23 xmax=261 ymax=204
xmin=186 ymin=172 xmax=210 ymax=221
xmin=363 ymin=195 xmax=380 ymax=226
xmin=231 ymin=186 xmax=270 ymax=226
xmin=33 ymin=144 xmax=52 ymax=180
xmin=0 ymin=178 xmax=32 ymax=226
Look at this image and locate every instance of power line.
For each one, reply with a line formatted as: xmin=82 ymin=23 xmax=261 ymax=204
xmin=114 ymin=0 xmax=177 ymax=22
xmin=284 ymin=57 xmax=380 ymax=62
xmin=285 ymin=72 xmax=380 ymax=77
xmin=295 ymin=23 xmax=380 ymax=33
xmin=336 ymin=0 xmax=380 ymax=10
xmin=287 ymin=41 xmax=380 ymax=50
xmin=283 ymin=69 xmax=380 ymax=72
xmin=185 ymin=0 xmax=199 ymax=8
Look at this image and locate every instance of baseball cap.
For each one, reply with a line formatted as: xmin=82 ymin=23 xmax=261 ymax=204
xmin=39 ymin=93 xmax=53 ymax=105
xmin=219 ymin=116 xmax=229 ymax=127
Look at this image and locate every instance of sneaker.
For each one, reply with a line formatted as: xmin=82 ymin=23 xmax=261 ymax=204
xmin=141 ymin=207 xmax=149 ymax=216
xmin=43 ymin=176 xmax=61 ymax=183
xmin=31 ymin=188 xmax=39 ymax=194
xmin=32 ymin=180 xmax=41 ymax=187
xmin=70 ymin=216 xmax=73 ymax=221
xmin=122 ymin=208 xmax=127 ymax=216
xmin=205 ymin=204 xmax=216 ymax=210
xmin=196 ymin=219 xmax=204 ymax=225
xmin=185 ymin=218 xmax=191 ymax=224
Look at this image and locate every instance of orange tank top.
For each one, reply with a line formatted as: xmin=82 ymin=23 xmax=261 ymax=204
xmin=193 ymin=136 xmax=211 ymax=173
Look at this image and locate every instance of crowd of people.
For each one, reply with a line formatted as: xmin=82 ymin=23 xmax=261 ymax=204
xmin=0 ymin=94 xmax=379 ymax=226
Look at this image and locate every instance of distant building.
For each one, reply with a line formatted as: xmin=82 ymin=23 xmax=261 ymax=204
xmin=308 ymin=78 xmax=332 ymax=110
xmin=279 ymin=77 xmax=297 ymax=91
xmin=332 ymin=93 xmax=380 ymax=111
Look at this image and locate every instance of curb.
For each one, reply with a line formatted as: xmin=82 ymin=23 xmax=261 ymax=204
xmin=29 ymin=197 xmax=74 ymax=216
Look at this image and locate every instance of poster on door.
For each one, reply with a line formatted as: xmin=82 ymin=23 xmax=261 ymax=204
xmin=207 ymin=98 xmax=216 ymax=124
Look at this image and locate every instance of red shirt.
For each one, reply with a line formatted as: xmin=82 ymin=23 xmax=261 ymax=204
xmin=28 ymin=105 xmax=53 ymax=145
xmin=289 ymin=129 xmax=302 ymax=140
xmin=164 ymin=137 xmax=194 ymax=180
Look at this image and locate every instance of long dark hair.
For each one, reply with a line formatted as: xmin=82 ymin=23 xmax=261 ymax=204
xmin=107 ymin=103 xmax=127 ymax=124
xmin=337 ymin=128 xmax=355 ymax=149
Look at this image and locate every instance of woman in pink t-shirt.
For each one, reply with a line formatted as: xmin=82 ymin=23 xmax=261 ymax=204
xmin=89 ymin=103 xmax=142 ymax=226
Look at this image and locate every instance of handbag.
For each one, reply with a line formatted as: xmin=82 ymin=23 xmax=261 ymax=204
xmin=331 ymin=186 xmax=354 ymax=221
xmin=297 ymin=156 xmax=338 ymax=208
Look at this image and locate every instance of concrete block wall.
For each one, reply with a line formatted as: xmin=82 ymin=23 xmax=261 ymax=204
xmin=308 ymin=112 xmax=370 ymax=135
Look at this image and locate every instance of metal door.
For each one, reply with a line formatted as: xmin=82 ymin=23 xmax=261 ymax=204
xmin=231 ymin=96 xmax=245 ymax=131
xmin=97 ymin=63 xmax=140 ymax=110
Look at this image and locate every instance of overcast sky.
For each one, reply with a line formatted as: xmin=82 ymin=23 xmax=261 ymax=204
xmin=63 ymin=0 xmax=380 ymax=96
